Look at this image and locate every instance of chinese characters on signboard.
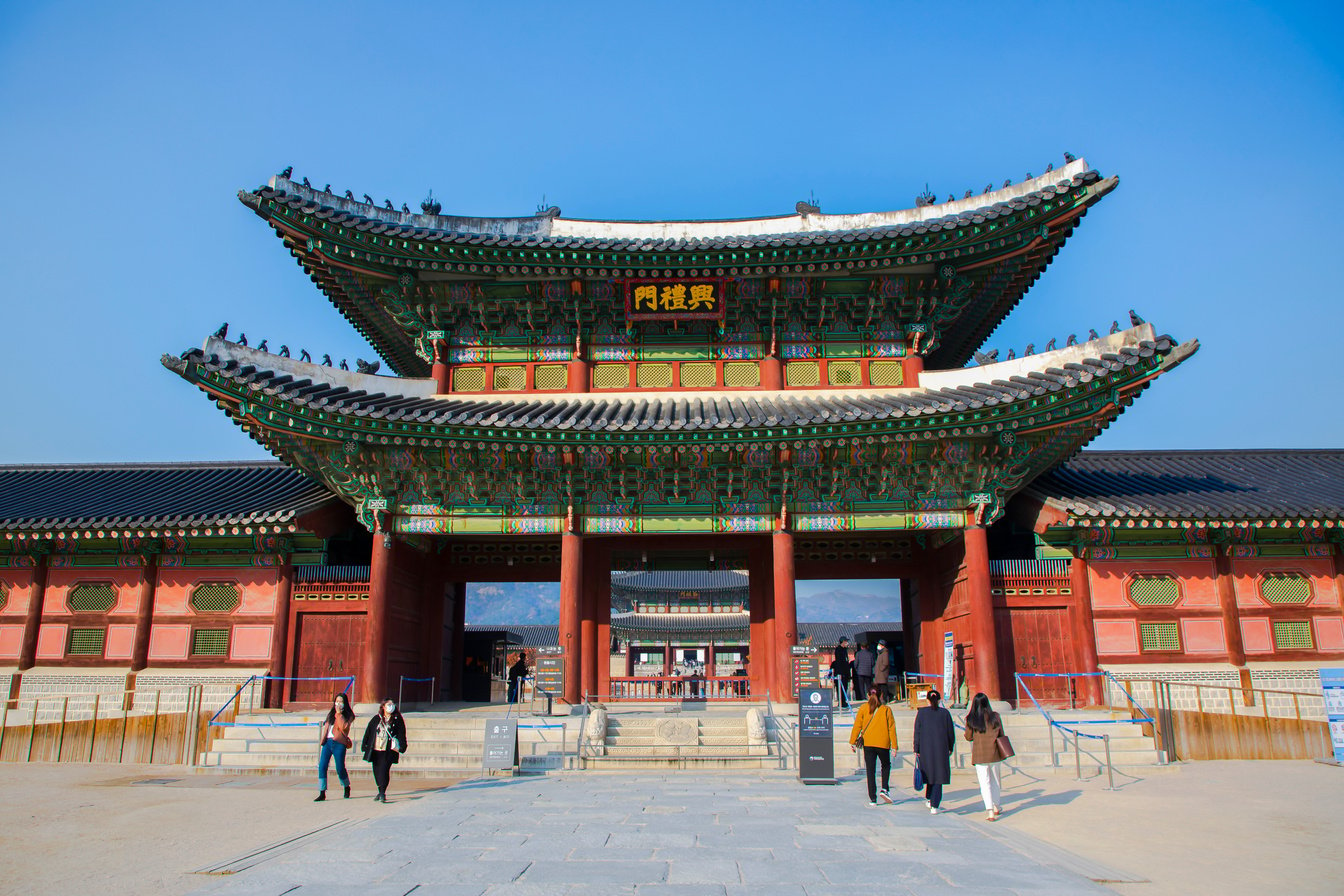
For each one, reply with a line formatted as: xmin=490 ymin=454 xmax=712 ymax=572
xmin=625 ymin=280 xmax=725 ymax=321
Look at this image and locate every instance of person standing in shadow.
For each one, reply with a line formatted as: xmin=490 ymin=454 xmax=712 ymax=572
xmin=507 ymin=652 xmax=528 ymax=704
xmin=913 ymin=689 xmax=956 ymax=814
xmin=362 ymin=698 xmax=408 ymax=802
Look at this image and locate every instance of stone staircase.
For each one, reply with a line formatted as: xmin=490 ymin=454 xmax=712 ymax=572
xmin=198 ymin=706 xmax=580 ymax=777
xmin=579 ymin=708 xmax=780 ymax=771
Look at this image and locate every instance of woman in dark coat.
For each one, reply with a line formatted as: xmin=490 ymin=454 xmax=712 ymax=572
xmin=362 ymin=698 xmax=408 ymax=802
xmin=912 ymin=688 xmax=956 ymax=813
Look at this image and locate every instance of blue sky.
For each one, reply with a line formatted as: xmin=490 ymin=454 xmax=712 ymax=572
xmin=1 ymin=1 xmax=1341 ymax=464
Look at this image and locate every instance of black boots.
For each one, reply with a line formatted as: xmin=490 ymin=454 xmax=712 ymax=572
xmin=313 ymin=791 xmax=325 ymax=802
xmin=374 ymin=792 xmax=385 ymax=802
xmin=343 ymin=785 xmax=351 ymax=799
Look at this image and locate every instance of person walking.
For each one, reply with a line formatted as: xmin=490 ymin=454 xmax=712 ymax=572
xmin=853 ymin=641 xmax=875 ymax=704
xmin=362 ymin=698 xmax=408 ymax=802
xmin=873 ymin=640 xmax=891 ymax=702
xmin=507 ymin=652 xmax=528 ymax=704
xmin=849 ymin=686 xmax=898 ymax=807
xmin=314 ymin=692 xmax=355 ymax=801
xmin=964 ymin=692 xmax=1006 ymax=820
xmin=831 ymin=637 xmax=852 ymax=709
xmin=913 ymin=688 xmax=956 ymax=814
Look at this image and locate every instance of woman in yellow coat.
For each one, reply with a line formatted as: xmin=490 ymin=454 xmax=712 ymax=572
xmin=849 ymin=686 xmax=898 ymax=806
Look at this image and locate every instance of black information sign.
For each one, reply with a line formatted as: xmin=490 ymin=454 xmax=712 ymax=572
xmin=483 ymin=719 xmax=519 ymax=770
xmin=791 ymin=646 xmax=820 ymax=698
xmin=798 ymin=686 xmax=836 ymax=784
xmin=534 ymin=655 xmax=564 ymax=698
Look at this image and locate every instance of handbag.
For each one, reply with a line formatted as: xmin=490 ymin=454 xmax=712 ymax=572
xmin=854 ymin=705 xmax=882 ymax=750
xmin=913 ymin=765 xmax=925 ymax=791
xmin=995 ymin=734 xmax=1015 ymax=760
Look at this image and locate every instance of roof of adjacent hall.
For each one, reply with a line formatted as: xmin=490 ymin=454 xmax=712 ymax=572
xmin=0 ymin=461 xmax=332 ymax=533
xmin=1025 ymin=450 xmax=1344 ymax=524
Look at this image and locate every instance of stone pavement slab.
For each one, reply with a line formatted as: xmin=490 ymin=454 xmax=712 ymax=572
xmin=188 ymin=774 xmax=1113 ymax=895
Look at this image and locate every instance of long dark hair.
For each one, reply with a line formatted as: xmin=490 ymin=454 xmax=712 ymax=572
xmin=324 ymin=691 xmax=354 ymax=726
xmin=965 ymin=692 xmax=998 ymax=733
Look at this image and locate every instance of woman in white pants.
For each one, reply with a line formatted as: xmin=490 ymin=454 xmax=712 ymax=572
xmin=963 ymin=692 xmax=1005 ymax=820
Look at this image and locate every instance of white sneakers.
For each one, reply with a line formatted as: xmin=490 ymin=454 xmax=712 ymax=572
xmin=879 ymin=791 xmax=893 ymax=804
xmin=929 ymin=806 xmax=939 ymax=815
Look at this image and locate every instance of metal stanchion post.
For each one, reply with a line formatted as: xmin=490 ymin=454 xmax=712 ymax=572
xmin=1103 ymin=734 xmax=1115 ymax=790
xmin=1073 ymin=730 xmax=1082 ymax=781
xmin=56 ymin=696 xmax=69 ymax=762
xmin=1048 ymin=723 xmax=1056 ymax=769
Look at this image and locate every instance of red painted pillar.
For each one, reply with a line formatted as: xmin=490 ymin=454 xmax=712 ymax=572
xmin=431 ymin=339 xmax=450 ymax=393
xmin=663 ymin=642 xmax=672 ymax=675
xmin=364 ymin=521 xmax=394 ymax=704
xmin=265 ymin=558 xmax=292 ymax=707
xmin=1069 ymin=553 xmax=1103 ymax=706
xmin=1215 ymin=546 xmax=1247 ymax=682
xmin=963 ymin=526 xmax=1001 ymax=700
xmin=747 ymin=539 xmax=773 ymax=699
xmin=595 ymin=544 xmax=612 ymax=700
xmin=760 ymin=354 xmax=783 ymax=390
xmin=772 ymin=527 xmax=798 ymax=700
xmin=419 ymin=559 xmax=447 ymax=703
xmin=559 ymin=530 xmax=583 ymax=703
xmin=901 ymin=353 xmax=924 ymax=388
xmin=580 ymin=547 xmax=599 ymax=699
xmin=449 ymin=582 xmax=467 ymax=699
xmin=17 ymin=554 xmax=49 ymax=671
xmin=707 ymin=640 xmax=717 ymax=679
xmin=130 ymin=553 xmax=159 ymax=673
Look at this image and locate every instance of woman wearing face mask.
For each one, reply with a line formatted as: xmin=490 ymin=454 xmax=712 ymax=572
xmin=315 ymin=692 xmax=355 ymax=801
xmin=361 ymin=698 xmax=408 ymax=802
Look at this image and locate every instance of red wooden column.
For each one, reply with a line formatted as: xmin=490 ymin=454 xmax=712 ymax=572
xmin=900 ymin=352 xmax=924 ymax=388
xmin=265 ymin=557 xmax=293 ymax=707
xmin=772 ymin=525 xmax=798 ymax=700
xmin=430 ymin=339 xmax=450 ymax=393
xmin=747 ymin=539 xmax=773 ymax=699
xmin=706 ymin=640 xmax=717 ymax=679
xmin=1334 ymin=545 xmax=1344 ymax=633
xmin=1214 ymin=546 xmax=1250 ymax=696
xmin=17 ymin=553 xmax=49 ymax=673
xmin=663 ymin=643 xmax=672 ymax=675
xmin=580 ymin=546 xmax=599 ymax=699
xmin=760 ymin=354 xmax=783 ymax=390
xmin=129 ymin=552 xmax=159 ymax=674
xmin=963 ymin=526 xmax=1001 ymax=699
xmin=363 ymin=521 xmax=394 ymax=704
xmin=419 ymin=558 xmax=447 ymax=703
xmin=1069 ymin=552 xmax=1103 ymax=706
xmin=594 ymin=542 xmax=612 ymax=699
xmin=449 ymin=582 xmax=467 ymax=699
xmin=558 ymin=528 xmax=583 ymax=703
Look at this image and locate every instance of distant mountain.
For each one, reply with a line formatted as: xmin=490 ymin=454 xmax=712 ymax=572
xmin=467 ymin=582 xmax=901 ymax=625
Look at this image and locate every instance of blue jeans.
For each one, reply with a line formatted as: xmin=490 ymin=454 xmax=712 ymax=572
xmin=318 ymin=740 xmax=349 ymax=791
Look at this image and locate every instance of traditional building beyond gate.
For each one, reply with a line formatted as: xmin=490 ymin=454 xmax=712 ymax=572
xmin=4 ymin=157 xmax=1343 ymax=709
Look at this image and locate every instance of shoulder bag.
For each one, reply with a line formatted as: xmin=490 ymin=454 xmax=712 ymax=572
xmin=995 ymin=733 xmax=1015 ymax=760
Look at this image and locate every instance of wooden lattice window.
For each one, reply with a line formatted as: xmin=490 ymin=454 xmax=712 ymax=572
xmin=67 ymin=627 xmax=106 ymax=656
xmin=785 ymin=361 xmax=820 ymax=387
xmin=493 ymin=366 xmax=526 ymax=391
xmin=869 ymin=360 xmax=904 ymax=387
xmin=1139 ymin=622 xmax=1181 ymax=652
xmin=827 ymin=360 xmax=861 ymax=386
xmin=593 ymin=364 xmax=631 ymax=389
xmin=1128 ymin=576 xmax=1180 ymax=607
xmin=1272 ymin=621 xmax=1313 ymax=650
xmin=635 ymin=363 xmax=673 ymax=388
xmin=533 ymin=364 xmax=567 ymax=390
xmin=1260 ymin=574 xmax=1312 ymax=605
xmin=679 ymin=362 xmax=716 ymax=388
xmin=723 ymin=362 xmax=760 ymax=388
xmin=0 ymin=582 xmax=7 ymax=611
xmin=190 ymin=582 xmax=240 ymax=613
xmin=191 ymin=628 xmax=230 ymax=656
xmin=68 ymin=583 xmax=116 ymax=613
xmin=451 ymin=367 xmax=485 ymax=392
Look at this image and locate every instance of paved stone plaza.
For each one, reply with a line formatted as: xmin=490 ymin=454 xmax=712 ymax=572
xmin=189 ymin=774 xmax=1117 ymax=895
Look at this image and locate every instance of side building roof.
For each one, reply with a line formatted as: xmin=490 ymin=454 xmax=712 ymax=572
xmin=0 ymin=461 xmax=335 ymax=537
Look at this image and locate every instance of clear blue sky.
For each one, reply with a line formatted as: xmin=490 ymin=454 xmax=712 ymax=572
xmin=2 ymin=1 xmax=1341 ymax=463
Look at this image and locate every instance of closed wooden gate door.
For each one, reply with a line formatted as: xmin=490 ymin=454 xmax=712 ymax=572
xmin=293 ymin=614 xmax=366 ymax=703
xmin=995 ymin=607 xmax=1072 ymax=707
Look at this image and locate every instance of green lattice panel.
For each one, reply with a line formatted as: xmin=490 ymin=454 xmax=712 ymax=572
xmin=679 ymin=362 xmax=716 ymax=389
xmin=0 ymin=582 xmax=7 ymax=610
xmin=1272 ymin=621 xmax=1313 ymax=650
xmin=1139 ymin=622 xmax=1180 ymax=652
xmin=534 ymin=364 xmax=567 ymax=390
xmin=1260 ymin=575 xmax=1312 ymax=605
xmin=593 ymin=364 xmax=631 ymax=389
xmin=869 ymin=360 xmax=904 ymax=387
xmin=1128 ymin=577 xmax=1180 ymax=606
xmin=452 ymin=367 xmax=485 ymax=392
xmin=191 ymin=628 xmax=230 ymax=657
xmin=636 ymin=363 xmax=674 ymax=388
xmin=67 ymin=628 xmax=106 ymax=656
xmin=190 ymin=582 xmax=240 ymax=613
xmin=68 ymin=583 xmax=116 ymax=613
xmin=493 ymin=366 xmax=526 ymax=391
xmin=785 ymin=361 xmax=820 ymax=387
xmin=827 ymin=360 xmax=862 ymax=386
xmin=723 ymin=362 xmax=759 ymax=388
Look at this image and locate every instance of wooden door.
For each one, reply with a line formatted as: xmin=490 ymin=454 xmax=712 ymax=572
xmin=293 ymin=614 xmax=365 ymax=703
xmin=995 ymin=607 xmax=1072 ymax=707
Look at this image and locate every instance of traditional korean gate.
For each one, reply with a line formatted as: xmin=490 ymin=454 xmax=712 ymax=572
xmin=994 ymin=607 xmax=1072 ymax=706
xmin=292 ymin=613 xmax=365 ymax=703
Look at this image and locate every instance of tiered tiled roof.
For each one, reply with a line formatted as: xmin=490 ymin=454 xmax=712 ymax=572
xmin=0 ymin=461 xmax=333 ymax=536
xmin=1025 ymin=450 xmax=1344 ymax=527
xmin=611 ymin=571 xmax=748 ymax=593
